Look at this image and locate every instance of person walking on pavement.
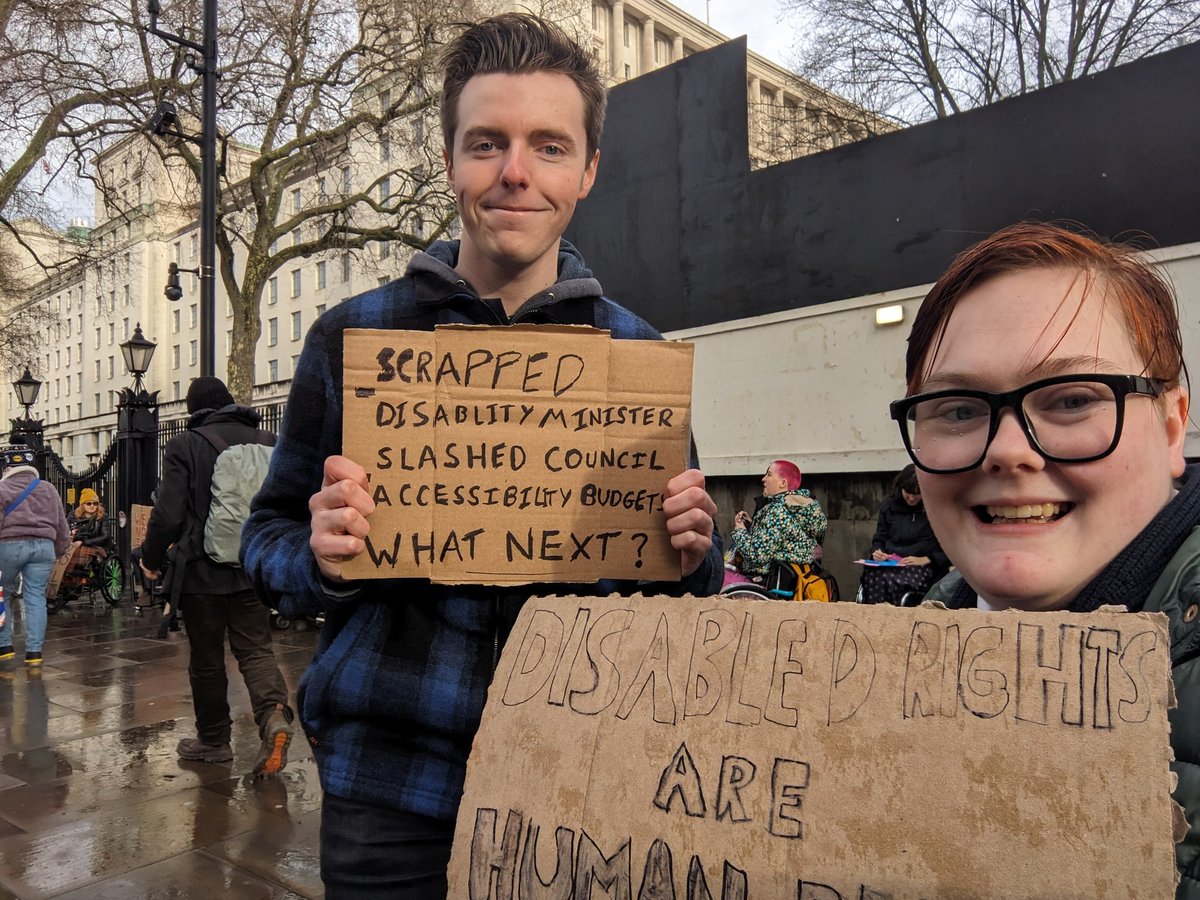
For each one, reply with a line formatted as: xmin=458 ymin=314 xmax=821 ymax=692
xmin=0 ymin=444 xmax=70 ymax=667
xmin=140 ymin=376 xmax=294 ymax=776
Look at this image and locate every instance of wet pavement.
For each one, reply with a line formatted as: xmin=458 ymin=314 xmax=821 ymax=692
xmin=0 ymin=595 xmax=323 ymax=899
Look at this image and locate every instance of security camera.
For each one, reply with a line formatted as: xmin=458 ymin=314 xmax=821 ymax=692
xmin=164 ymin=261 xmax=184 ymax=301
xmin=148 ymin=100 xmax=179 ymax=137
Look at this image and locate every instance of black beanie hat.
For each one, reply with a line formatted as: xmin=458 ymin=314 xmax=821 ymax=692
xmin=186 ymin=376 xmax=235 ymax=414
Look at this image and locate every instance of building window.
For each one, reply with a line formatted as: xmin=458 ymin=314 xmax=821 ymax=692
xmin=172 ymin=345 xmax=180 ymax=369
xmin=189 ymin=340 xmax=197 ymax=365
xmin=227 ymin=329 xmax=233 ymax=353
xmin=268 ymin=318 xmax=278 ymax=346
xmin=316 ymin=261 xmax=327 ymax=289
xmin=123 ymin=318 xmax=130 ymax=339
xmin=292 ymin=227 xmax=301 ymax=247
xmin=190 ymin=233 xmax=199 ymax=258
xmin=173 ymin=241 xmax=181 ymax=263
xmin=95 ymin=393 xmax=101 ymax=415
xmin=173 ymin=382 xmax=180 ymax=401
xmin=291 ymin=269 xmax=301 ymax=297
xmin=123 ymin=285 xmax=130 ymax=306
xmin=269 ymin=277 xmax=278 ymax=304
xmin=377 ymin=276 xmax=387 ymax=287
xmin=316 ymin=303 xmax=326 ymax=317
xmin=269 ymin=359 xmax=279 ymax=381
xmin=379 ymin=177 xmax=391 ymax=203
xmin=624 ymin=21 xmax=631 ymax=46
xmin=341 ymin=165 xmax=352 ymax=194
xmin=95 ymin=327 xmax=102 ymax=349
xmin=624 ymin=63 xmax=632 ymax=80
xmin=190 ymin=304 xmax=197 ymax=328
xmin=108 ymin=323 xmax=114 ymax=344
xmin=379 ymin=241 xmax=390 ymax=260
xmin=108 ymin=357 xmax=115 ymax=379
xmin=317 ymin=176 xmax=327 ymax=199
xmin=341 ymin=252 xmax=351 ymax=283
xmin=291 ymin=311 xmax=302 ymax=340
xmin=292 ymin=188 xmax=302 ymax=214
xmin=94 ymin=360 xmax=101 ymax=380
xmin=379 ymin=134 xmax=390 ymax=162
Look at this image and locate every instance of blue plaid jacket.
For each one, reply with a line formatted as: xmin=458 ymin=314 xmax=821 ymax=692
xmin=242 ymin=239 xmax=723 ymax=820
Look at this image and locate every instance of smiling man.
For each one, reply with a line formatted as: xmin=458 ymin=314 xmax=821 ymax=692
xmin=242 ymin=13 xmax=723 ymax=898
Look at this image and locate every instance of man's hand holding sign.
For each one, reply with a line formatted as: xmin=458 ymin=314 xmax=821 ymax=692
xmin=324 ymin=325 xmax=714 ymax=585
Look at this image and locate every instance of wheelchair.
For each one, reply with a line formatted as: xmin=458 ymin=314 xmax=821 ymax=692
xmin=719 ymin=559 xmax=840 ymax=602
xmin=49 ymin=538 xmax=126 ymax=613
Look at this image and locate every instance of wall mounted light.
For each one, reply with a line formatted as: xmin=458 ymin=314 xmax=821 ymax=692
xmin=875 ymin=304 xmax=905 ymax=326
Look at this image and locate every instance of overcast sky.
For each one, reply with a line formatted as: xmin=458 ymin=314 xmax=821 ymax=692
xmin=667 ymin=0 xmax=794 ymax=68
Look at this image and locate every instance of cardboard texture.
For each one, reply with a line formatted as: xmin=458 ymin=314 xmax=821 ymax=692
xmin=45 ymin=546 xmax=75 ymax=600
xmin=450 ymin=596 xmax=1179 ymax=898
xmin=341 ymin=326 xmax=694 ymax=584
xmin=131 ymin=503 xmax=152 ymax=550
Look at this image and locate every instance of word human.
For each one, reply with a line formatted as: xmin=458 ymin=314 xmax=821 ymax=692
xmin=467 ymin=806 xmax=887 ymax=900
xmin=376 ymin=346 xmax=584 ymax=395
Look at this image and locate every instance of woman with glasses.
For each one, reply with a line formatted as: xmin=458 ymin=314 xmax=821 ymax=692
xmin=67 ymin=488 xmax=109 ymax=572
xmin=890 ymin=221 xmax=1198 ymax=897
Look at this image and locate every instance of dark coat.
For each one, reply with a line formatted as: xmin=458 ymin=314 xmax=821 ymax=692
xmin=870 ymin=494 xmax=950 ymax=574
xmin=142 ymin=405 xmax=274 ymax=595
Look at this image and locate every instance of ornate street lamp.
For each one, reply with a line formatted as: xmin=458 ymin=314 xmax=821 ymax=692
xmin=9 ymin=366 xmax=45 ymax=451
xmin=119 ymin=323 xmax=157 ymax=390
xmin=115 ymin=323 xmax=160 ymax=570
xmin=12 ymin=368 xmax=41 ymax=416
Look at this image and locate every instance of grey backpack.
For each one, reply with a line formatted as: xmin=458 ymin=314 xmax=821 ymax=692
xmin=196 ymin=426 xmax=274 ymax=566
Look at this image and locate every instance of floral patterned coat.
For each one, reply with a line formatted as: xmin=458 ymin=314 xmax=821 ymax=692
xmin=729 ymin=489 xmax=827 ymax=575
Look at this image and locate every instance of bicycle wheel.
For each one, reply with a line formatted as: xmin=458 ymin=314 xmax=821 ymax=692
xmin=98 ymin=557 xmax=126 ymax=605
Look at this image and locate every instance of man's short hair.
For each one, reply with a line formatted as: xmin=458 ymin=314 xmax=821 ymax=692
xmin=440 ymin=12 xmax=607 ymax=159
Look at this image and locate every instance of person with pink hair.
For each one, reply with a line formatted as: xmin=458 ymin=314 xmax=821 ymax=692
xmin=728 ymin=460 xmax=826 ymax=576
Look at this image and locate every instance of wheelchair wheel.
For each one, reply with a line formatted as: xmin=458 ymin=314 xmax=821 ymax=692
xmin=98 ymin=557 xmax=126 ymax=605
xmin=48 ymin=587 xmax=74 ymax=614
xmin=719 ymin=583 xmax=777 ymax=601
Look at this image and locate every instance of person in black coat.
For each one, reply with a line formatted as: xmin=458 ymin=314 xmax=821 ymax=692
xmin=140 ymin=376 xmax=294 ymax=776
xmin=860 ymin=465 xmax=950 ymax=604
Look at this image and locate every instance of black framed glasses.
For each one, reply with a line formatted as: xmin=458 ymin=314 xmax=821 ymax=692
xmin=889 ymin=373 xmax=1168 ymax=475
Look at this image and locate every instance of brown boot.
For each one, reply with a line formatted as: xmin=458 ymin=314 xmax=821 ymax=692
xmin=253 ymin=706 xmax=293 ymax=777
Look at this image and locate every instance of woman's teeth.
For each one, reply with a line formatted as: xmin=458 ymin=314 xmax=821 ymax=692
xmin=986 ymin=503 xmax=1063 ymax=521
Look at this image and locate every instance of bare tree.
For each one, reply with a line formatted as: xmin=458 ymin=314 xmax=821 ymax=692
xmin=118 ymin=0 xmax=471 ymax=398
xmin=0 ymin=0 xmax=160 ymax=221
xmin=781 ymin=0 xmax=1200 ymax=123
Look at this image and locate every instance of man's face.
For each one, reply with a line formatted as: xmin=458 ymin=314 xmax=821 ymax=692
xmin=445 ymin=71 xmax=599 ymax=286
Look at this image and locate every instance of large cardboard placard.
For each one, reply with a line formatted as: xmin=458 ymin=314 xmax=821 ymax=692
xmin=450 ymin=596 xmax=1179 ymax=898
xmin=342 ymin=326 xmax=693 ymax=584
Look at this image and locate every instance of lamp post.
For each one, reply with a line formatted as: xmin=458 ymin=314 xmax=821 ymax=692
xmin=116 ymin=323 xmax=160 ymax=566
xmin=146 ymin=0 xmax=218 ymax=377
xmin=9 ymin=368 xmax=46 ymax=472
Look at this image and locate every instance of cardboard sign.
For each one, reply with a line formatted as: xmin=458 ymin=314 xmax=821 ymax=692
xmin=450 ymin=596 xmax=1179 ymax=898
xmin=341 ymin=326 xmax=694 ymax=584
xmin=45 ymin=546 xmax=76 ymax=600
xmin=131 ymin=503 xmax=153 ymax=550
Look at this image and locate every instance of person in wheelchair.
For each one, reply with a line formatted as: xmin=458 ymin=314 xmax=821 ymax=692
xmin=66 ymin=488 xmax=111 ymax=573
xmin=725 ymin=460 xmax=828 ymax=595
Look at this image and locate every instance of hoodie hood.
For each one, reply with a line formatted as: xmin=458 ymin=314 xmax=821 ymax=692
xmin=186 ymin=404 xmax=263 ymax=431
xmin=406 ymin=239 xmax=604 ymax=319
